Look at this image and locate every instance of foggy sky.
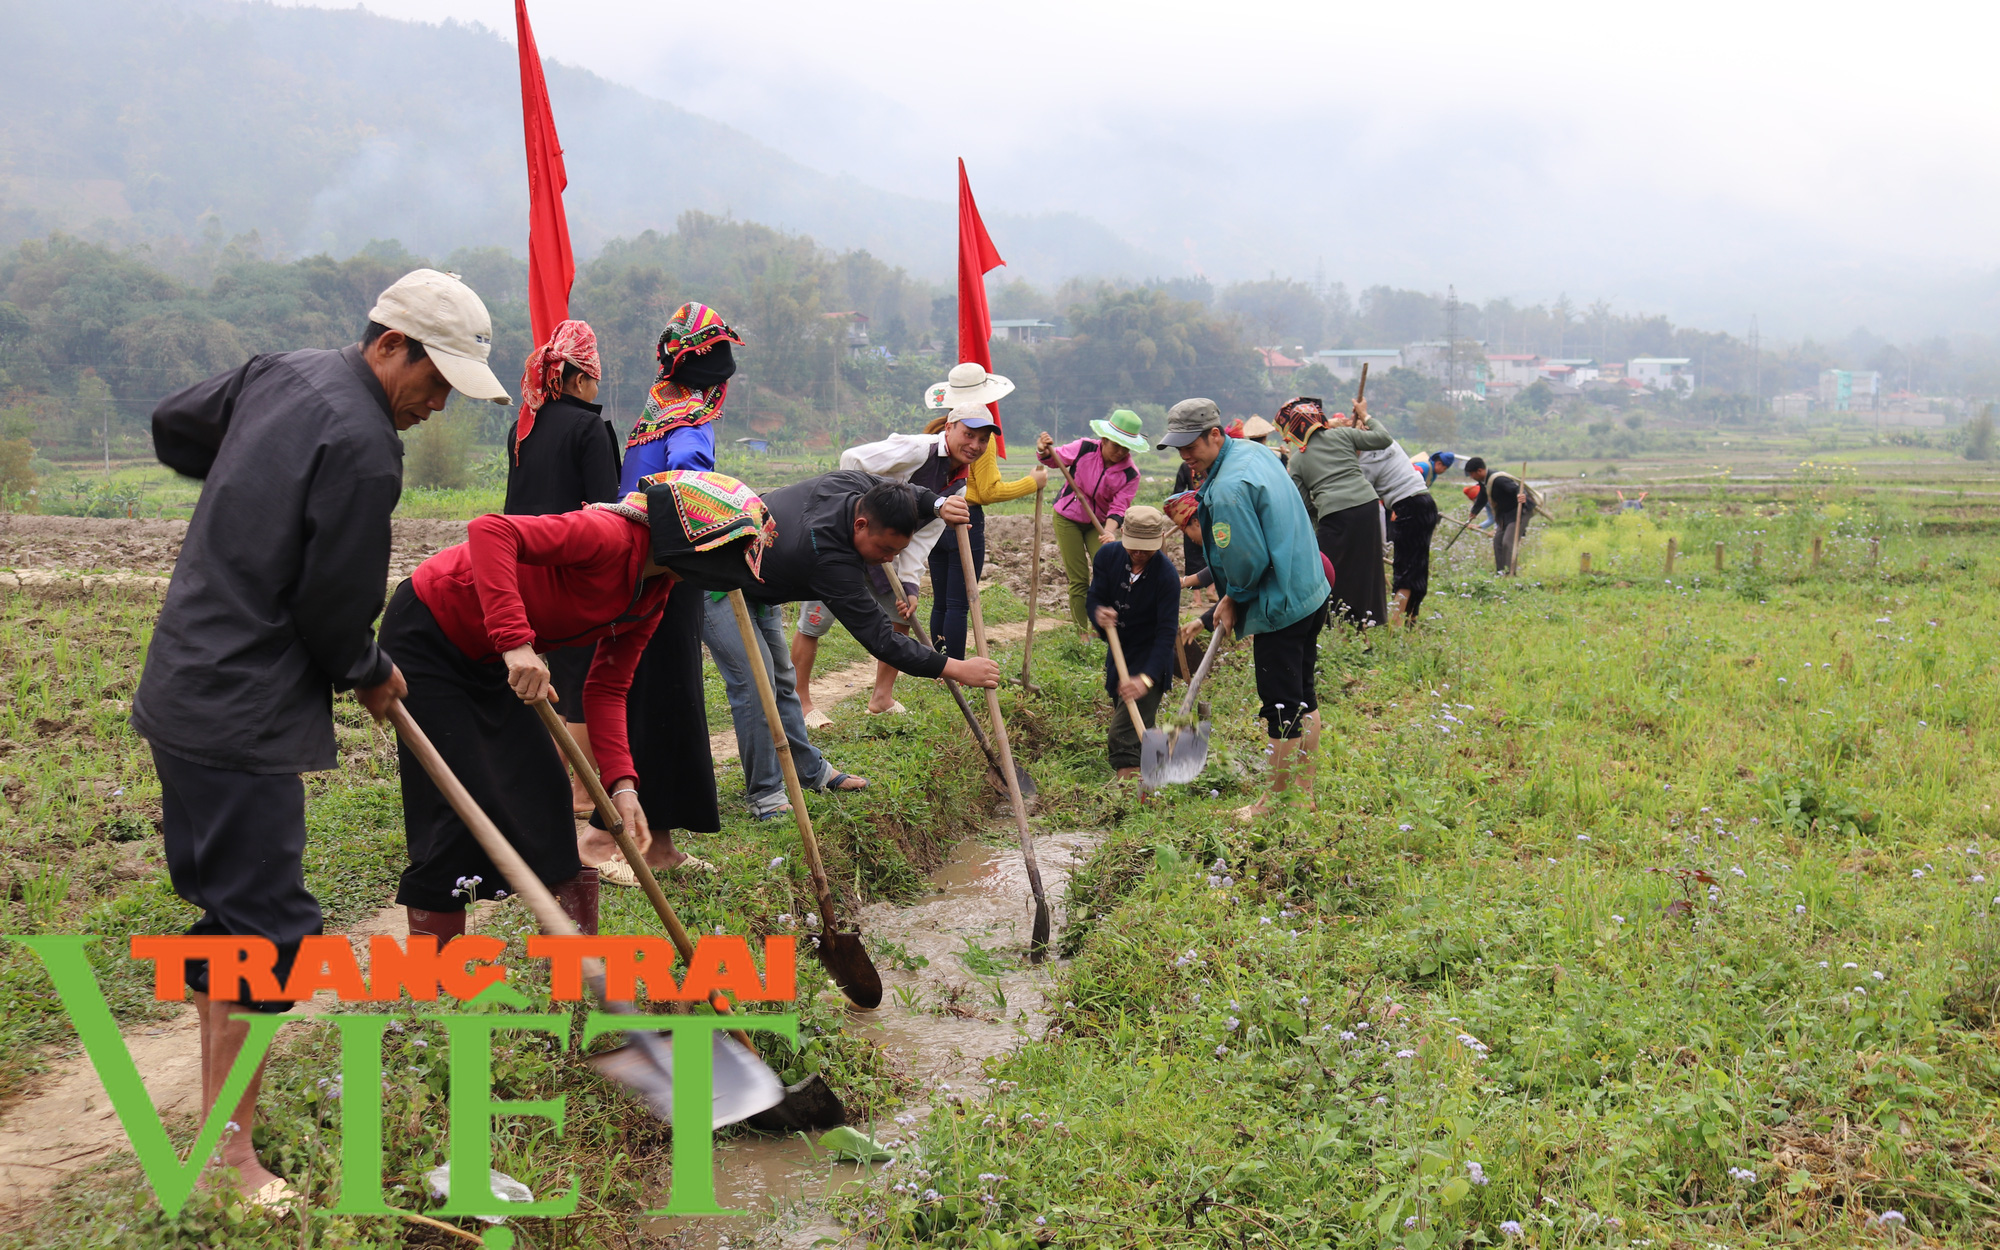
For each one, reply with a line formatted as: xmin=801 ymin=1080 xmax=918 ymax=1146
xmin=270 ymin=0 xmax=2000 ymax=339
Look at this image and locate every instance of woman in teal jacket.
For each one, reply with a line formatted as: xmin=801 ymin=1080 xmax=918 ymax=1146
xmin=1159 ymin=399 xmax=1327 ymax=821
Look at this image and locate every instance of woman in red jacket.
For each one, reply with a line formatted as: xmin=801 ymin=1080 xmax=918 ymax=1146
xmin=380 ymin=470 xmax=773 ymax=940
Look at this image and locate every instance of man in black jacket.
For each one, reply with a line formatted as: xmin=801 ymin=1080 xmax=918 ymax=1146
xmin=755 ymin=471 xmax=1000 ymax=690
xmin=1085 ymin=505 xmax=1180 ymax=779
xmin=133 ymin=268 xmax=509 ymax=1205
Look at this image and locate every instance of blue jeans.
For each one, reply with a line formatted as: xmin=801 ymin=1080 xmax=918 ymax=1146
xmin=700 ymin=596 xmax=833 ymax=815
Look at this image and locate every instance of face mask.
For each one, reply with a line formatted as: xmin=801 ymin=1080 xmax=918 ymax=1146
xmin=669 ymin=341 xmax=736 ymax=390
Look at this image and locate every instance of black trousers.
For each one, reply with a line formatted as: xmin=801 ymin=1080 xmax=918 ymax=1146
xmin=153 ymin=745 xmax=321 ymax=1010
xmin=380 ymin=581 xmax=580 ymax=912
xmin=1107 ymin=682 xmax=1168 ymax=770
xmin=626 ymin=587 xmax=720 ymax=834
xmin=928 ymin=504 xmax=984 ymax=659
xmin=1387 ymin=492 xmax=1441 ymax=620
xmin=1316 ymin=502 xmax=1389 ymax=629
xmin=1251 ymin=601 xmax=1329 ymax=739
xmin=1493 ymin=508 xmax=1532 ymax=573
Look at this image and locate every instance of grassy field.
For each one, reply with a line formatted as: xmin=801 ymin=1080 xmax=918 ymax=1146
xmin=3 ymin=453 xmax=2000 ymax=1245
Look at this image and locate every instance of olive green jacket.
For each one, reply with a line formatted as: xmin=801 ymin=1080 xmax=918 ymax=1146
xmin=1286 ymin=416 xmax=1395 ymax=521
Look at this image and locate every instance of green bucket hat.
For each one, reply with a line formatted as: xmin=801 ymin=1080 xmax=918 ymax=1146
xmin=1090 ymin=408 xmax=1149 ymax=452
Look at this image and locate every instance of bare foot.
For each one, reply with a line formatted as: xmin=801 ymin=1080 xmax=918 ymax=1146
xmin=576 ymin=826 xmax=619 ymax=864
xmin=829 ymin=772 xmax=869 ymax=791
xmin=222 ymin=1152 xmax=282 ymax=1199
xmin=1113 ymin=767 xmax=1139 ymax=781
xmin=644 ymin=841 xmax=686 ymax=871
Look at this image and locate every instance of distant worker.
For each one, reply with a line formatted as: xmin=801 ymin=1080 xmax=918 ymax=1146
xmin=1355 ymin=418 xmax=1440 ymax=626
xmin=1276 ymin=394 xmax=1393 ymax=629
xmin=1085 ymin=505 xmax=1179 ymax=781
xmin=1417 ymin=449 xmax=1457 ymax=487
xmin=1618 ymin=489 xmax=1648 ymax=511
xmin=923 ymin=364 xmax=1047 ymax=661
xmin=1465 ymin=457 xmax=1539 ymax=574
xmin=1037 ymin=409 xmax=1147 ymax=636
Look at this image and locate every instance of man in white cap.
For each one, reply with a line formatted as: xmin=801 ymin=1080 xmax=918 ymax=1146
xmin=135 ymin=268 xmax=508 ymax=1208
xmin=792 ymin=397 xmax=1009 ymax=722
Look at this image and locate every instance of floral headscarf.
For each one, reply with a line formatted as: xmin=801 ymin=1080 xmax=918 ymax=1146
xmin=513 ymin=320 xmax=602 ymax=457
xmin=626 ymin=302 xmax=744 ymax=450
xmin=1162 ymin=490 xmax=1201 ymax=533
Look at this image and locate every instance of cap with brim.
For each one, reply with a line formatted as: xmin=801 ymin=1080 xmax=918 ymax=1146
xmin=1090 ymin=408 xmax=1149 ymax=452
xmin=367 ymin=268 xmax=511 ymax=405
xmin=926 ymin=361 xmax=1015 ymax=410
xmin=946 ymin=403 xmax=997 ymax=430
xmin=1120 ymin=504 xmax=1168 ymax=551
xmin=1157 ymin=397 xmax=1222 ymax=448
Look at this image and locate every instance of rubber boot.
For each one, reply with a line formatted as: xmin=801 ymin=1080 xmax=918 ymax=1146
xmin=405 ymin=906 xmax=468 ymax=942
xmin=552 ymin=867 xmax=600 ymax=936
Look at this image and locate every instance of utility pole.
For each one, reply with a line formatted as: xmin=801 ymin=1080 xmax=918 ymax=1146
xmin=1444 ymin=285 xmax=1461 ymax=407
xmin=1749 ymin=315 xmax=1761 ymax=416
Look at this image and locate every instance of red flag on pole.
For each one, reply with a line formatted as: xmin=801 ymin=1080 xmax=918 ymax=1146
xmin=514 ymin=0 xmax=575 ymax=445
xmin=957 ymin=158 xmax=1007 ymax=456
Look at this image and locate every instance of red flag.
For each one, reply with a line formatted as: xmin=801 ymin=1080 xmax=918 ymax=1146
xmin=515 ymin=0 xmax=575 ymax=444
xmin=957 ymin=158 xmax=1007 ymax=456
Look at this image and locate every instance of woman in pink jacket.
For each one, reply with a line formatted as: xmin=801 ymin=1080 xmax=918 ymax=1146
xmin=1036 ymin=408 xmax=1148 ymax=634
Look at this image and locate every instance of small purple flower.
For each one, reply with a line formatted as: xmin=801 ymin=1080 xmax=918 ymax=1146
xmin=1500 ymin=1220 xmax=1524 ymax=1237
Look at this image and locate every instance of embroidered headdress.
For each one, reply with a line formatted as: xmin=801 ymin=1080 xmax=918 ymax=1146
xmin=626 ymin=302 xmax=744 ymax=450
xmin=593 ymin=470 xmax=776 ymax=589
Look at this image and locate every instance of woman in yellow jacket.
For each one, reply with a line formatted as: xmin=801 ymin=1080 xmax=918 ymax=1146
xmin=925 ymin=411 xmax=1047 ymax=658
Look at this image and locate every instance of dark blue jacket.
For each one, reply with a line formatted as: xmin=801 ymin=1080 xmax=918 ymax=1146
xmin=1085 ymin=542 xmax=1180 ymax=698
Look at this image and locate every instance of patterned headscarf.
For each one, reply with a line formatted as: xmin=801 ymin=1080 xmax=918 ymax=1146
xmin=1162 ymin=490 xmax=1201 ymax=533
xmin=1274 ymin=396 xmax=1329 ymax=448
xmin=626 ymin=302 xmax=745 ymax=450
xmin=513 ymin=319 xmax=602 ymax=456
xmin=593 ymin=470 xmax=777 ymax=584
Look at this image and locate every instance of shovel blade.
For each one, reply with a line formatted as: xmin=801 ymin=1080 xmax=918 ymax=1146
xmin=586 ymin=1027 xmax=785 ymax=1130
xmin=745 ymin=1073 xmax=849 ymax=1134
xmin=984 ymin=762 xmax=1039 ymax=800
xmin=815 ymin=930 xmax=884 ymax=1009
xmin=1140 ymin=721 xmax=1212 ymax=788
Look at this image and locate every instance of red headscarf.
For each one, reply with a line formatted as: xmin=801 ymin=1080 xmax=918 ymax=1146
xmin=514 ymin=319 xmax=602 ymax=456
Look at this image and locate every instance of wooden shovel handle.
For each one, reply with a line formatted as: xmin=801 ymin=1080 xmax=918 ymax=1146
xmin=1054 ymin=459 xmax=1110 ymax=541
xmin=535 ymin=700 xmax=752 ymax=1044
xmin=1104 ymin=621 xmax=1150 ymax=738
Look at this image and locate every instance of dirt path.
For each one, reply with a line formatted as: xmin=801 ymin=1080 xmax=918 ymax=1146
xmin=0 ymin=613 xmax=1063 ymax=1212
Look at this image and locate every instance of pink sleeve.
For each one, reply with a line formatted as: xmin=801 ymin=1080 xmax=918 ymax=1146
xmin=1105 ymin=463 xmax=1142 ymax=520
xmin=579 ymin=583 xmax=667 ymax=788
xmin=465 ymin=512 xmax=625 ymax=654
xmin=1039 ymin=437 xmax=1086 ymax=468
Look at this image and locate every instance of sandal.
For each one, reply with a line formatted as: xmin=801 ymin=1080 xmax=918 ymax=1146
xmin=666 ymin=854 xmax=719 ymax=875
xmin=803 ymin=708 xmax=833 ymax=729
xmin=595 ymin=857 xmax=641 ymax=888
xmin=865 ymin=701 xmax=908 ymax=716
xmin=245 ymin=1178 xmax=301 ymax=1215
xmin=755 ymin=804 xmax=794 ymax=821
xmin=825 ymin=771 xmax=869 ymax=793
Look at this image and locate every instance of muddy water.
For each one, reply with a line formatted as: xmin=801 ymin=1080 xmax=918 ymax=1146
xmin=641 ymin=832 xmax=1096 ymax=1249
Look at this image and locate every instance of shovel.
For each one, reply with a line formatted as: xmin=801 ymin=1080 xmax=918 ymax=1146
xmin=1016 ymin=482 xmax=1044 ymax=691
xmin=534 ymin=699 xmax=846 ymax=1133
xmin=726 ymin=591 xmax=884 ymax=1009
xmin=1053 ymin=458 xmax=1111 ymax=543
xmin=387 ymin=700 xmax=782 ymax=1130
xmin=1140 ymin=626 xmax=1229 ymax=788
xmin=889 ymin=572 xmax=1037 ymax=800
xmin=1104 ymin=621 xmax=1152 ymax=789
xmin=956 ymin=522 xmax=1053 ymax=959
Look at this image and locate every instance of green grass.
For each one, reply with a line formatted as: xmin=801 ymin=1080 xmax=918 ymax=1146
xmin=9 ymin=475 xmax=2000 ymax=1245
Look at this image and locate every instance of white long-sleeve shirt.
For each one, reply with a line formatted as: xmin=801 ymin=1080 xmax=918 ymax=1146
xmin=1358 ymin=437 xmax=1430 ymax=511
xmin=839 ymin=432 xmax=955 ymax=590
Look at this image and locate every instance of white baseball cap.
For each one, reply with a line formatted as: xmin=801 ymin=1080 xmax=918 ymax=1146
xmin=367 ymin=269 xmax=511 ymax=405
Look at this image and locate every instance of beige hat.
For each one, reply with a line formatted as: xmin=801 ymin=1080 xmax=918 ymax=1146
xmin=367 ymin=269 xmax=511 ymax=405
xmin=925 ymin=362 xmax=1015 ymax=410
xmin=1242 ymin=415 xmax=1277 ymax=441
xmin=1121 ymin=504 xmax=1169 ymax=551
